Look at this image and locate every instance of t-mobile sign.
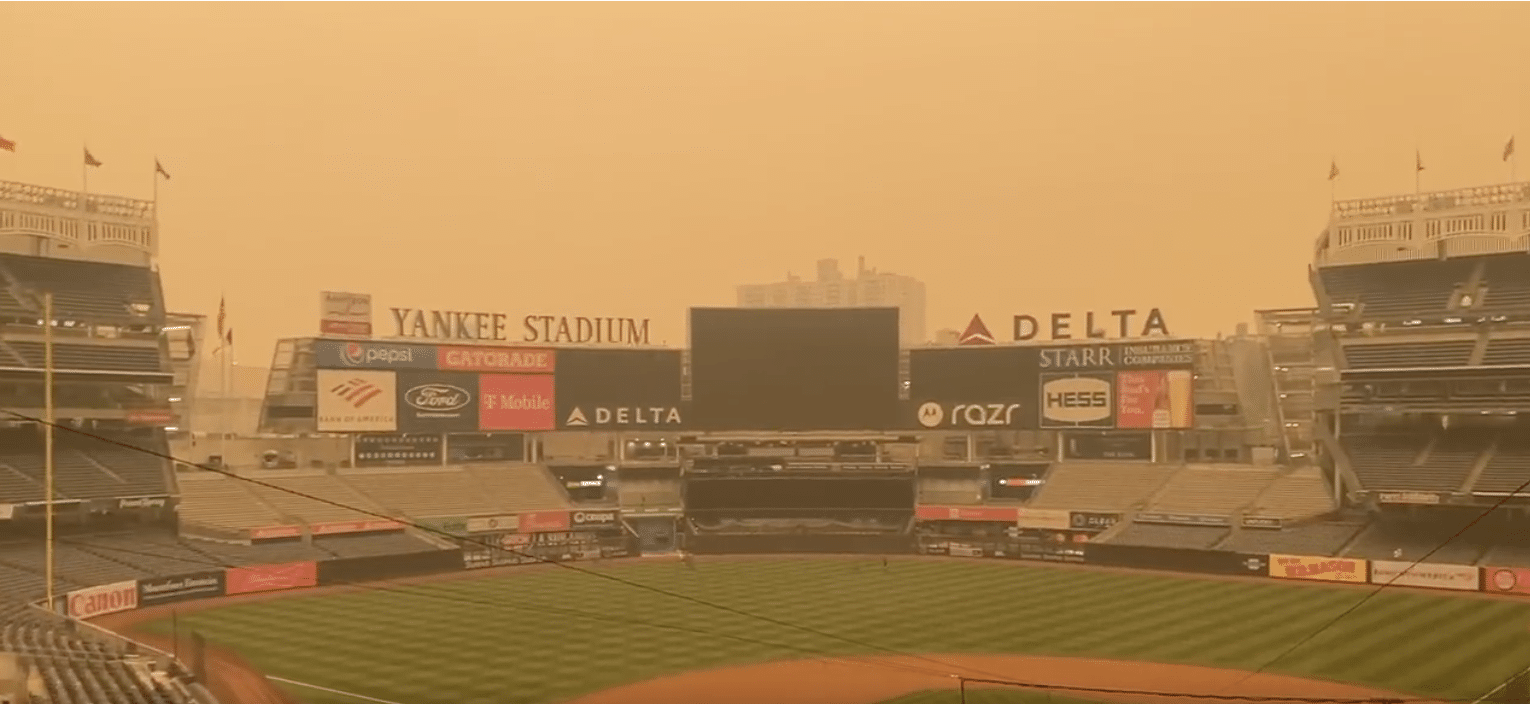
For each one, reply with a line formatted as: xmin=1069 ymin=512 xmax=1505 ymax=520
xmin=479 ymin=373 xmax=556 ymax=431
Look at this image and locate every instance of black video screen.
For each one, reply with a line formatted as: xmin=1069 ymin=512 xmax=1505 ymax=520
xmin=689 ymin=308 xmax=900 ymax=430
xmin=908 ymin=347 xmax=1038 ymax=401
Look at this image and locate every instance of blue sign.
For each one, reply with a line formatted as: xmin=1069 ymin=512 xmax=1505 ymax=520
xmin=315 ymin=340 xmax=438 ymax=370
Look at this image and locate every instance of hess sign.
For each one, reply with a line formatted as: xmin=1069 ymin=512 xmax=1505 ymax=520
xmin=1040 ymin=375 xmax=1113 ymax=428
xmin=1014 ymin=308 xmax=1169 ymax=342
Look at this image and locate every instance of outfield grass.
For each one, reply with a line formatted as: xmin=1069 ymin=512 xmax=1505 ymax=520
xmin=140 ymin=558 xmax=1530 ymax=704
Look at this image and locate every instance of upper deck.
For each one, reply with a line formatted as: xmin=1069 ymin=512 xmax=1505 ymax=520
xmin=1316 ymin=181 xmax=1530 ymax=268
xmin=0 ymin=179 xmax=157 ymax=262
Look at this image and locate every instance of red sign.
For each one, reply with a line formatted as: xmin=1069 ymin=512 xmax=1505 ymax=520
xmin=958 ymin=315 xmax=996 ymax=345
xmin=479 ymin=374 xmax=556 ymax=431
xmin=226 ymin=561 xmax=318 ymax=596
xmin=249 ymin=525 xmax=303 ymax=540
xmin=321 ymin=320 xmax=372 ymax=336
xmin=66 ymin=580 xmax=138 ymax=619
xmin=126 ymin=409 xmax=175 ymax=425
xmin=1115 ymin=370 xmax=1163 ymax=429
xmin=915 ymin=505 xmax=1020 ymax=522
xmin=310 ymin=519 xmax=404 ymax=536
xmin=1485 ymin=567 xmax=1530 ymax=595
xmin=437 ymin=346 xmax=555 ymax=373
xmin=518 ymin=510 xmax=571 ymax=533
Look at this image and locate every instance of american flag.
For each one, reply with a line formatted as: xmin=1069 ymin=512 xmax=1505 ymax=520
xmin=84 ymin=148 xmax=102 ymax=168
xmin=155 ymin=159 xmax=171 ymax=180
xmin=0 ymin=135 xmax=14 ymax=152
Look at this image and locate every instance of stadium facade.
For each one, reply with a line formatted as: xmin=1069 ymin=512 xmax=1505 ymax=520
xmin=5 ymin=174 xmax=1530 ymax=704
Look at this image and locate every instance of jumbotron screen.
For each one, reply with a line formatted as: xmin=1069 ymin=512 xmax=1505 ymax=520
xmin=688 ymin=307 xmax=901 ymax=430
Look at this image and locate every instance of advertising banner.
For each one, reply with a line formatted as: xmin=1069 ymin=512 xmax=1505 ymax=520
xmin=354 ymin=433 xmax=442 ymax=466
xmin=1376 ymin=492 xmax=1442 ymax=505
xmin=910 ymin=400 xmax=1032 ymax=430
xmin=137 ymin=571 xmax=226 ymax=607
xmin=550 ymin=347 xmax=682 ymax=428
xmin=1242 ymin=516 xmax=1284 ymax=530
xmin=519 ymin=510 xmax=572 ymax=533
xmin=396 ymin=371 xmax=479 ymax=433
xmin=1370 ymin=560 xmax=1479 ymax=591
xmin=1039 ymin=373 xmax=1116 ymax=429
xmin=1484 ymin=567 xmax=1530 ymax=596
xmin=466 ymin=515 xmax=520 ymax=533
xmin=66 ymin=580 xmax=138 ymax=619
xmin=1068 ymin=511 xmax=1122 ymax=531
xmin=315 ymin=340 xmax=437 ymax=370
xmin=1269 ymin=554 xmax=1367 ymax=583
xmin=1036 ymin=340 xmax=1196 ymax=371
xmin=570 ymin=509 xmax=620 ymax=528
xmin=1136 ymin=513 xmax=1230 ymax=527
xmin=320 ymin=291 xmax=373 ymax=337
xmin=225 ymin=561 xmax=319 ymax=596
xmin=914 ymin=505 xmax=1020 ymax=522
xmin=1063 ymin=432 xmax=1153 ymax=460
xmin=316 ymin=369 xmax=398 ymax=432
xmin=479 ymin=373 xmax=557 ymax=431
xmin=437 ymin=346 xmax=555 ymax=374
xmin=310 ymin=520 xmax=404 ymax=536
xmin=250 ymin=525 xmax=303 ymax=540
xmin=1086 ymin=544 xmax=1269 ymax=576
xmin=1116 ymin=370 xmax=1194 ymax=429
xmin=1014 ymin=508 xmax=1072 ymax=530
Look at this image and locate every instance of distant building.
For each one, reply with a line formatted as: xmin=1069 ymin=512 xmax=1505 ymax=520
xmin=736 ymin=257 xmax=927 ymax=344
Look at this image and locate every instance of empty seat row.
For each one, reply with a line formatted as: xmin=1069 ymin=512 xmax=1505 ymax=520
xmin=1343 ymin=340 xmax=1475 ymax=369
xmin=1027 ymin=462 xmax=1170 ymax=511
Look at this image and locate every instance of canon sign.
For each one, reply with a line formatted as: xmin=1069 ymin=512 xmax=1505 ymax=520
xmin=1040 ymin=375 xmax=1114 ymax=428
xmin=916 ymin=402 xmax=1022 ymax=428
xmin=67 ymin=580 xmax=138 ymax=619
xmin=571 ymin=510 xmax=619 ymax=526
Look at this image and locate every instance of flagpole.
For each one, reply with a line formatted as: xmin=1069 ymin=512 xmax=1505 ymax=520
xmin=43 ymin=292 xmax=56 ymax=612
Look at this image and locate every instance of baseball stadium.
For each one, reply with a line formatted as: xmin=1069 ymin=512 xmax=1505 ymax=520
xmin=5 ymin=176 xmax=1530 ymax=704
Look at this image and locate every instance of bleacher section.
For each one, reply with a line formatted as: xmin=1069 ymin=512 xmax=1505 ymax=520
xmin=1478 ymin=255 xmax=1530 ymax=314
xmin=1342 ymin=433 xmax=1428 ymax=491
xmin=618 ymin=477 xmax=684 ymax=509
xmin=3 ymin=340 xmax=164 ymax=373
xmin=1 ymin=609 xmax=198 ymax=704
xmin=1142 ymin=465 xmax=1277 ymax=516
xmin=344 ymin=470 xmax=500 ymax=517
xmin=1109 ymin=523 xmax=1226 ymax=549
xmin=1482 ymin=338 xmax=1530 ymax=366
xmin=1319 ymin=259 xmax=1473 ymax=318
xmin=1343 ymin=340 xmax=1475 ymax=370
xmin=0 ymin=428 xmax=170 ymax=502
xmin=247 ymin=474 xmax=382 ymax=524
xmin=176 ymin=475 xmax=284 ymax=531
xmin=1220 ymin=521 xmax=1365 ymax=556
xmin=0 ymin=253 xmax=158 ymax=322
xmin=1245 ymin=467 xmax=1334 ymax=519
xmin=1473 ymin=433 xmax=1530 ymax=494
xmin=915 ymin=476 xmax=983 ymax=506
xmin=465 ymin=465 xmax=573 ymax=511
xmin=1344 ymin=518 xmax=1491 ymax=565
xmin=1027 ymin=462 xmax=1170 ymax=512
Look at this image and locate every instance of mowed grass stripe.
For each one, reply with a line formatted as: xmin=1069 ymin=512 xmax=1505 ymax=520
xmin=149 ymin=559 xmax=1530 ymax=704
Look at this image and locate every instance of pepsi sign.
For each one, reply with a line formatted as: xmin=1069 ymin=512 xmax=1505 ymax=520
xmin=315 ymin=340 xmax=437 ymax=370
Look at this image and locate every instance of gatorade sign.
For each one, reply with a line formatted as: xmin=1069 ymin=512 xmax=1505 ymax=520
xmin=1039 ymin=373 xmax=1115 ymax=428
xmin=67 ymin=580 xmax=138 ymax=619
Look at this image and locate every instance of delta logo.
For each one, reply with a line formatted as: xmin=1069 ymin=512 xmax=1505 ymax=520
xmin=958 ymin=315 xmax=995 ymax=345
xmin=330 ymin=378 xmax=384 ymax=408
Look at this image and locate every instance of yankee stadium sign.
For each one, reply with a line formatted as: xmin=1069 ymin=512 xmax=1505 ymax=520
xmin=390 ymin=308 xmax=651 ymax=345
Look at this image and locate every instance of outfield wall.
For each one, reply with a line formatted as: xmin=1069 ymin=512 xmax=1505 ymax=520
xmin=61 ymin=533 xmax=1523 ymax=629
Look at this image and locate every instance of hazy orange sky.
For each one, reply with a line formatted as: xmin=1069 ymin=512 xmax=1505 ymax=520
xmin=3 ymin=3 xmax=1529 ymax=362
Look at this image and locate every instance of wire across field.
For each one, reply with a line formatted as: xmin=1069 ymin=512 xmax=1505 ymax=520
xmin=133 ymin=558 xmax=1530 ymax=704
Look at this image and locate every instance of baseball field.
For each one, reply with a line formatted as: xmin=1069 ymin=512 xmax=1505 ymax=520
xmin=114 ymin=556 xmax=1530 ymax=704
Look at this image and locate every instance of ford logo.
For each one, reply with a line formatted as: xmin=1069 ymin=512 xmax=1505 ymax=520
xmin=404 ymin=384 xmax=470 ymax=412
